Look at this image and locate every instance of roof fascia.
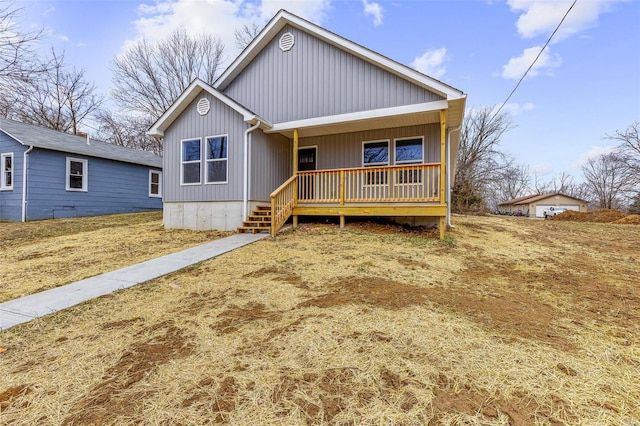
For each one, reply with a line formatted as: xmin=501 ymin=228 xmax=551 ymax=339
xmin=214 ymin=10 xmax=464 ymax=100
xmin=0 ymin=127 xmax=27 ymax=146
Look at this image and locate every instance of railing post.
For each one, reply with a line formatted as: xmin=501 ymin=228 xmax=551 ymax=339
xmin=270 ymin=195 xmax=276 ymax=237
xmin=340 ymin=170 xmax=345 ymax=206
xmin=439 ymin=110 xmax=446 ymax=205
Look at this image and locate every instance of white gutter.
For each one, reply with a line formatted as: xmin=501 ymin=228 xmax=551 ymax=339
xmin=22 ymin=145 xmax=34 ymax=222
xmin=446 ymin=125 xmax=462 ymax=229
xmin=243 ymin=120 xmax=261 ymax=221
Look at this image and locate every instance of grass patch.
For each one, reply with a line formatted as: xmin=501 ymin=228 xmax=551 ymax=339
xmin=0 ymin=214 xmax=638 ymax=424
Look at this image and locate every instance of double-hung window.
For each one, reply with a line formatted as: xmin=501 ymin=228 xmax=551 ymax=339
xmin=395 ymin=137 xmax=423 ymax=184
xmin=205 ymin=135 xmax=228 ymax=184
xmin=1 ymin=153 xmax=13 ymax=190
xmin=66 ymin=157 xmax=88 ymax=191
xmin=363 ymin=140 xmax=389 ymax=185
xmin=149 ymin=170 xmax=162 ymax=197
xmin=181 ymin=138 xmax=201 ymax=185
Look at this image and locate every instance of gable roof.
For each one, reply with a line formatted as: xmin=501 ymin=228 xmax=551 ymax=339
xmin=147 ymin=78 xmax=272 ymax=138
xmin=0 ymin=117 xmax=162 ymax=168
xmin=499 ymin=193 xmax=587 ymax=206
xmin=215 ymin=10 xmax=465 ymax=102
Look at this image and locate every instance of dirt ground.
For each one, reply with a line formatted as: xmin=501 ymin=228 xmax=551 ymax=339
xmin=0 ymin=214 xmax=639 ymax=425
xmin=0 ymin=212 xmax=230 ymax=302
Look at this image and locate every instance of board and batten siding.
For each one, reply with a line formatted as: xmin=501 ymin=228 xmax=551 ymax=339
xmin=298 ymin=124 xmax=441 ymax=170
xmin=0 ymin=132 xmax=27 ymax=221
xmin=163 ymin=91 xmax=247 ymax=203
xmin=25 ymin=149 xmax=162 ymax=220
xmin=223 ymin=24 xmax=443 ymax=124
xmin=249 ymin=131 xmax=292 ymax=201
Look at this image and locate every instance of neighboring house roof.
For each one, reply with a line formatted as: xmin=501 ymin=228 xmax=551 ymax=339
xmin=0 ymin=117 xmax=162 ymax=168
xmin=148 ymin=79 xmax=272 ymax=138
xmin=499 ymin=193 xmax=587 ymax=206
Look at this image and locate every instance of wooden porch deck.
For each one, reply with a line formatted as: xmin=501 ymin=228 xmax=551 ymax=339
xmin=269 ymin=163 xmax=447 ymax=237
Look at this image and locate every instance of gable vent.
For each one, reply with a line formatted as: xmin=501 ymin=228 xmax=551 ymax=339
xmin=279 ymin=32 xmax=295 ymax=52
xmin=196 ymin=98 xmax=210 ymax=116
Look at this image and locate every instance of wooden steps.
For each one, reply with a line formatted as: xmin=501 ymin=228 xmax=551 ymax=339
xmin=237 ymin=205 xmax=272 ymax=234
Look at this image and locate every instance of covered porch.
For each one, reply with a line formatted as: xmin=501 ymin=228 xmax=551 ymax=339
xmin=263 ymin=99 xmax=461 ymax=239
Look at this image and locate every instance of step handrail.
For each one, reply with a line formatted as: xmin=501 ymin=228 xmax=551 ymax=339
xmin=270 ymin=174 xmax=297 ymax=236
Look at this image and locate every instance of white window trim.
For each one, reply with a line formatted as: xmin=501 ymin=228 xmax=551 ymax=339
xmin=180 ymin=137 xmax=202 ymax=186
xmin=149 ymin=169 xmax=162 ymax=198
xmin=362 ymin=139 xmax=390 ymax=167
xmin=66 ymin=157 xmax=88 ymax=192
xmin=394 ymin=136 xmax=424 ymax=165
xmin=205 ymin=134 xmax=229 ymax=185
xmin=1 ymin=152 xmax=13 ymax=191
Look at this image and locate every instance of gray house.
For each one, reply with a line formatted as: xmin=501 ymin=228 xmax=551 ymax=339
xmin=149 ymin=10 xmax=466 ymax=239
xmin=0 ymin=117 xmax=163 ymax=222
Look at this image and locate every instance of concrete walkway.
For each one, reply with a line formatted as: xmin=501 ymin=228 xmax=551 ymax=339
xmin=0 ymin=233 xmax=269 ymax=331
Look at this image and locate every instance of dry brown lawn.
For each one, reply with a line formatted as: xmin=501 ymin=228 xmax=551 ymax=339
xmin=1 ymin=214 xmax=639 ymax=425
xmin=0 ymin=212 xmax=230 ymax=303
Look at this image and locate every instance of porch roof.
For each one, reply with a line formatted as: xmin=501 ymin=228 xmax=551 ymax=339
xmin=265 ymin=99 xmax=453 ymax=139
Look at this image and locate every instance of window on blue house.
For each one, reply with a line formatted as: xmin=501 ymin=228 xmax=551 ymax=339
xmin=181 ymin=138 xmax=201 ymax=185
xmin=66 ymin=157 xmax=88 ymax=191
xmin=149 ymin=170 xmax=162 ymax=197
xmin=1 ymin=153 xmax=13 ymax=190
xmin=206 ymin=135 xmax=228 ymax=184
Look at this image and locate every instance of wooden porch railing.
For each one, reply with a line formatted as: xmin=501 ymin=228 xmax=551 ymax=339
xmin=270 ymin=175 xmax=297 ymax=236
xmin=298 ymin=163 xmax=440 ymax=204
xmin=269 ymin=163 xmax=441 ymax=236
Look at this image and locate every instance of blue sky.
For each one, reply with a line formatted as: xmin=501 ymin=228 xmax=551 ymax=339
xmin=13 ymin=0 xmax=640 ymax=181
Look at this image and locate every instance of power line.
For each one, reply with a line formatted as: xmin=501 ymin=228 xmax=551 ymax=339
xmin=491 ymin=0 xmax=577 ymax=120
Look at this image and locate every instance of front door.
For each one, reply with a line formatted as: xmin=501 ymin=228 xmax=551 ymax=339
xmin=298 ymin=147 xmax=317 ymax=171
xmin=298 ymin=147 xmax=317 ymax=201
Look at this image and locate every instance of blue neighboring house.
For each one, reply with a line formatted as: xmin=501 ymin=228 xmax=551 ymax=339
xmin=0 ymin=117 xmax=163 ymax=222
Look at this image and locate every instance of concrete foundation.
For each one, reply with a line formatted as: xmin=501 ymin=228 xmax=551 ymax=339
xmin=164 ymin=201 xmax=264 ymax=231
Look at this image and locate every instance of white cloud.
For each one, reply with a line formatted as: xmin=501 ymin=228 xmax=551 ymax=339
xmin=507 ymin=0 xmax=624 ymax=42
xmin=572 ymin=145 xmax=616 ymax=169
xmin=499 ymin=102 xmax=535 ymax=116
xmin=501 ymin=45 xmax=561 ymax=80
xmin=130 ymin=0 xmax=332 ymax=58
xmin=410 ymin=47 xmax=447 ymax=79
xmin=362 ymin=0 xmax=383 ymax=26
xmin=532 ymin=163 xmax=553 ymax=177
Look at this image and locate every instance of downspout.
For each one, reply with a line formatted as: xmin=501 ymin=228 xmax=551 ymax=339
xmin=446 ymin=125 xmax=461 ymax=229
xmin=22 ymin=145 xmax=34 ymax=222
xmin=243 ymin=120 xmax=261 ymax=221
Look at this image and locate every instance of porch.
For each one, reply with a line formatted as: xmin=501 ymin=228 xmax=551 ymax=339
xmin=267 ymin=162 xmax=446 ymax=237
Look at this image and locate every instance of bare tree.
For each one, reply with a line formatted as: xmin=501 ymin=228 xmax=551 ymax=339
xmin=96 ymin=111 xmax=162 ymax=156
xmin=6 ymin=50 xmax=102 ymax=134
xmin=581 ymin=152 xmax=636 ymax=209
xmin=111 ymin=28 xmax=225 ymax=121
xmin=607 ymin=121 xmax=640 ymax=174
xmin=0 ymin=0 xmax=42 ymax=85
xmin=452 ymin=106 xmax=514 ymax=212
xmin=234 ymin=23 xmax=261 ymax=50
xmin=487 ymin=161 xmax=531 ymax=210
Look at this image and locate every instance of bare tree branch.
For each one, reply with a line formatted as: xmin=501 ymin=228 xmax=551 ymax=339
xmin=452 ymin=106 xmax=515 ymax=212
xmin=581 ymin=152 xmax=636 ymax=209
xmin=234 ymin=22 xmax=261 ymax=50
xmin=4 ymin=49 xmax=103 ymax=134
xmin=0 ymin=0 xmax=43 ymax=85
